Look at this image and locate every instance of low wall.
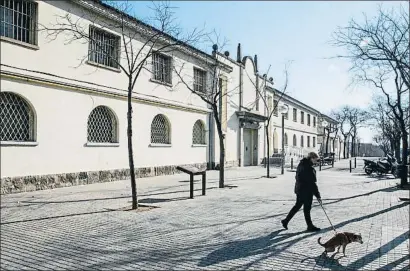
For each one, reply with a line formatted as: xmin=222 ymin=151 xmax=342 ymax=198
xmin=1 ymin=163 xmax=207 ymax=194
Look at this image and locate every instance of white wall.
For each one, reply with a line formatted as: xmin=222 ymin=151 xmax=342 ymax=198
xmin=0 ymin=1 xmax=209 ymax=111
xmin=1 ymin=77 xmax=208 ymax=178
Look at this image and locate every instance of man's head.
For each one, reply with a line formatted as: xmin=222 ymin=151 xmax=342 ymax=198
xmin=307 ymin=152 xmax=319 ymax=164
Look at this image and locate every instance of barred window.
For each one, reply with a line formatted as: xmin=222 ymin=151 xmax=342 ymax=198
xmin=301 ymin=111 xmax=305 ymax=124
xmin=293 ymin=108 xmax=297 ymax=122
xmin=192 ymin=120 xmax=206 ymax=145
xmin=152 ymin=53 xmax=172 ymax=84
xmin=87 ymin=106 xmax=117 ymax=143
xmin=313 ymin=116 xmax=316 ymax=127
xmin=307 ymin=136 xmax=310 ymax=147
xmin=293 ymin=134 xmax=297 ymax=146
xmin=194 ymin=68 xmax=206 ymax=93
xmin=300 ymin=135 xmax=304 ymax=147
xmin=151 ymin=114 xmax=170 ymax=144
xmin=284 ymin=133 xmax=288 ymax=146
xmin=0 ymin=0 xmax=37 ymax=45
xmin=313 ymin=137 xmax=316 ymax=147
xmin=307 ymin=114 xmax=311 ymax=126
xmin=0 ymin=92 xmax=35 ymax=141
xmin=88 ymin=26 xmax=120 ymax=69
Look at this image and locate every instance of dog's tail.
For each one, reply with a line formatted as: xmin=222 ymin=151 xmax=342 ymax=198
xmin=317 ymin=237 xmax=325 ymax=247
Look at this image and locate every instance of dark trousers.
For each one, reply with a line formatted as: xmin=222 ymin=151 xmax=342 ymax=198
xmin=284 ymin=194 xmax=314 ymax=227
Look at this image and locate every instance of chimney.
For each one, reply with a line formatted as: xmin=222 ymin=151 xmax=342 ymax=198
xmin=254 ymin=54 xmax=258 ymax=72
xmin=237 ymin=43 xmax=242 ymax=63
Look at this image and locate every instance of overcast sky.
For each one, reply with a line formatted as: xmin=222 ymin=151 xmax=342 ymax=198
xmin=127 ymin=1 xmax=406 ymax=143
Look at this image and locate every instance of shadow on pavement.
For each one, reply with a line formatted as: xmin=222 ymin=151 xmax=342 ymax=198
xmin=0 ymin=209 xmax=118 ymax=225
xmin=197 ymin=229 xmax=305 ymax=267
xmin=198 ymin=201 xmax=409 ymax=269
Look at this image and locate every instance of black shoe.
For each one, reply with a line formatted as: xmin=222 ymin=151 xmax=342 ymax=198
xmin=307 ymin=225 xmax=321 ymax=232
xmin=281 ymin=219 xmax=288 ymax=230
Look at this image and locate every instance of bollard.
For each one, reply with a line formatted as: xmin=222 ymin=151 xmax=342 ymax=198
xmin=291 ymin=158 xmax=294 ymax=170
xmin=332 ymin=158 xmax=334 ymax=168
xmin=354 ymin=157 xmax=357 ymax=168
xmin=349 ymin=160 xmax=352 ymax=173
xmin=319 ymin=160 xmax=322 ymax=171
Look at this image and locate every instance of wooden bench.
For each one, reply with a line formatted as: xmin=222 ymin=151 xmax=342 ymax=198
xmin=176 ymin=166 xmax=207 ymax=199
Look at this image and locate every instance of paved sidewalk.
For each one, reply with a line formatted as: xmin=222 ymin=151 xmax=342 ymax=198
xmin=1 ymin=159 xmax=409 ymax=270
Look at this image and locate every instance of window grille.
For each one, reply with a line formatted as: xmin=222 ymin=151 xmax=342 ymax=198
xmin=293 ymin=108 xmax=297 ymax=122
xmin=313 ymin=137 xmax=316 ymax=147
xmin=313 ymin=117 xmax=316 ymax=127
xmin=151 ymin=114 xmax=170 ymax=144
xmin=88 ymin=26 xmax=120 ymax=68
xmin=194 ymin=68 xmax=206 ymax=93
xmin=87 ymin=106 xmax=117 ymax=143
xmin=0 ymin=92 xmax=34 ymax=141
xmin=301 ymin=135 xmax=304 ymax=147
xmin=307 ymin=136 xmax=310 ymax=147
xmin=301 ymin=112 xmax=305 ymax=124
xmin=293 ymin=135 xmax=297 ymax=146
xmin=0 ymin=0 xmax=37 ymax=45
xmin=192 ymin=120 xmax=205 ymax=145
xmin=307 ymin=114 xmax=311 ymax=126
xmin=152 ymin=53 xmax=172 ymax=84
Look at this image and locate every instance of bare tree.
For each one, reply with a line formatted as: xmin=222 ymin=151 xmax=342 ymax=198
xmin=332 ymin=4 xmax=409 ymax=185
xmin=173 ymin=34 xmax=240 ymax=188
xmin=40 ymin=0 xmax=205 ymax=208
xmin=347 ymin=108 xmax=369 ymax=157
xmin=369 ymin=97 xmax=405 ymax=160
xmin=246 ymin=64 xmax=289 ymax=177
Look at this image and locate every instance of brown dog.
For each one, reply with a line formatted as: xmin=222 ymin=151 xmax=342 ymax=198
xmin=318 ymin=232 xmax=363 ymax=256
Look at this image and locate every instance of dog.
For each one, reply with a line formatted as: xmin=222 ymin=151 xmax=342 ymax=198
xmin=318 ymin=232 xmax=363 ymax=256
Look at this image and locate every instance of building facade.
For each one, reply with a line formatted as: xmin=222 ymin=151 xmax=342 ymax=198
xmin=1 ymin=0 xmax=341 ymax=194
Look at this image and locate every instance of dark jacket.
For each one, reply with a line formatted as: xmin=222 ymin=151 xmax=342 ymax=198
xmin=294 ymin=158 xmax=321 ymax=199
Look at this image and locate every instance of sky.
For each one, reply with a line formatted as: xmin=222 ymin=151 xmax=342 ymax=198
xmin=126 ymin=0 xmax=407 ymax=144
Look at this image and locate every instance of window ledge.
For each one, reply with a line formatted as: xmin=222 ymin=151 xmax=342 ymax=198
xmin=1 ymin=141 xmax=38 ymax=146
xmin=0 ymin=36 xmax=39 ymax=50
xmin=192 ymin=144 xmax=207 ymax=147
xmin=149 ymin=78 xmax=173 ymax=88
xmin=149 ymin=143 xmax=172 ymax=148
xmin=86 ymin=60 xmax=121 ymax=73
xmin=85 ymin=142 xmax=120 ymax=147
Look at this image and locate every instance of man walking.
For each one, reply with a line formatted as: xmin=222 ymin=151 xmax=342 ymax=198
xmin=281 ymin=152 xmax=322 ymax=232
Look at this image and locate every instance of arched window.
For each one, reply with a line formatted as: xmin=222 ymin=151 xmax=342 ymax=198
xmin=0 ymin=92 xmax=35 ymax=142
xmin=192 ymin=120 xmax=206 ymax=145
xmin=293 ymin=134 xmax=297 ymax=146
xmin=284 ymin=133 xmax=288 ymax=146
xmin=300 ymin=135 xmax=304 ymax=147
xmin=151 ymin=114 xmax=170 ymax=144
xmin=87 ymin=106 xmax=118 ymax=143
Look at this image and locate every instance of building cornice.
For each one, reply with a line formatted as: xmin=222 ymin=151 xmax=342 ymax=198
xmin=1 ymin=71 xmax=210 ymax=114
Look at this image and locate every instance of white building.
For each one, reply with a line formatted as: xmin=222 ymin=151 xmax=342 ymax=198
xmin=0 ymin=0 xmax=338 ymax=194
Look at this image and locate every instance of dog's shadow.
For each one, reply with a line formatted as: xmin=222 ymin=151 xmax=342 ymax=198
xmin=301 ymin=252 xmax=345 ymax=269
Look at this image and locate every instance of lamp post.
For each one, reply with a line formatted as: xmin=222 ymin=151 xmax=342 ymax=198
xmin=322 ymin=120 xmax=330 ymax=155
xmin=279 ymin=104 xmax=289 ymax=175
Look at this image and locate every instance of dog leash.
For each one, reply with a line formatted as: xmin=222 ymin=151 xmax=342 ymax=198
xmin=318 ymin=200 xmax=338 ymax=234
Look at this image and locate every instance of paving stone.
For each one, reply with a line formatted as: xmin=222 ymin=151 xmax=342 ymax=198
xmin=1 ymin=159 xmax=409 ymax=270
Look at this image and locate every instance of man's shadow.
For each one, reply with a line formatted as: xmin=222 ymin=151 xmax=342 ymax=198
xmin=198 ymin=229 xmax=305 ymax=267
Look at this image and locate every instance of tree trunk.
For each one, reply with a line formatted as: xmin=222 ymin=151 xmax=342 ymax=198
xmin=351 ymin=137 xmax=355 ymax=157
xmin=213 ymin=106 xmax=225 ymax=188
xmin=127 ymin=84 xmax=137 ymax=210
xmin=400 ymin=130 xmax=409 ymax=187
xmin=325 ymin=130 xmax=330 ymax=155
xmin=343 ymin=136 xmax=347 ymax=159
xmin=265 ymin=125 xmax=270 ymax=178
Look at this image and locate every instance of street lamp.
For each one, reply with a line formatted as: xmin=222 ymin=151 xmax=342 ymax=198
xmin=279 ymin=104 xmax=289 ymax=175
